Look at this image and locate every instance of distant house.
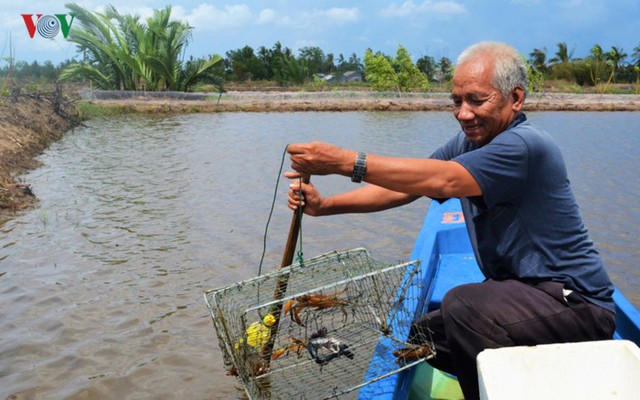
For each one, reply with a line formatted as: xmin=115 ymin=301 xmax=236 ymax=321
xmin=316 ymin=73 xmax=337 ymax=83
xmin=342 ymin=71 xmax=363 ymax=82
xmin=315 ymin=71 xmax=363 ymax=83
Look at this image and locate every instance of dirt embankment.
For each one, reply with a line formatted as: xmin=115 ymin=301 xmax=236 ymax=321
xmin=0 ymin=87 xmax=81 ymax=216
xmin=87 ymin=90 xmax=640 ymax=113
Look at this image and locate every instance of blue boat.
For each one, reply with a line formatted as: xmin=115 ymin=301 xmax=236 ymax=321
xmin=360 ymin=198 xmax=640 ymax=400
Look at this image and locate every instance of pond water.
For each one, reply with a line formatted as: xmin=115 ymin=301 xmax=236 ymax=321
xmin=1 ymin=111 xmax=638 ymax=399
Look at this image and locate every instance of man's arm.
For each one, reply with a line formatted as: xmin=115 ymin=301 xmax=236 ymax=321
xmin=287 ymin=179 xmax=420 ymax=216
xmin=287 ymin=142 xmax=482 ymax=200
xmin=364 ymin=154 xmax=481 ymax=198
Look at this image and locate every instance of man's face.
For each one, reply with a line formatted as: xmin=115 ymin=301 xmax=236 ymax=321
xmin=451 ymin=56 xmax=523 ymax=146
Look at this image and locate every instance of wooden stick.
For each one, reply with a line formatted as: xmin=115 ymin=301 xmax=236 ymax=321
xmin=261 ymin=176 xmax=310 ymax=363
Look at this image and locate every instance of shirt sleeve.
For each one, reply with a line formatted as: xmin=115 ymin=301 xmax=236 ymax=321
xmin=452 ymin=132 xmax=529 ymax=208
xmin=430 ymin=132 xmax=468 ymax=161
xmin=427 ymin=132 xmax=470 ymax=203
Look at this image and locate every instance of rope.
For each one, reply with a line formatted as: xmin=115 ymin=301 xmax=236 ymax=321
xmin=257 ymin=145 xmax=305 ymax=277
xmin=296 ymin=176 xmax=305 ymax=266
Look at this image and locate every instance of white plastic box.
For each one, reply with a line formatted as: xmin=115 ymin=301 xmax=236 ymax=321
xmin=477 ymin=340 xmax=640 ymax=400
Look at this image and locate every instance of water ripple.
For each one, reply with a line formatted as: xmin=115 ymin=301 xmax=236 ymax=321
xmin=0 ymin=111 xmax=638 ymax=398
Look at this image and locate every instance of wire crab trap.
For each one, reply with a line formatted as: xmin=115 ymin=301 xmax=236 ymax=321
xmin=204 ymin=248 xmax=434 ymax=399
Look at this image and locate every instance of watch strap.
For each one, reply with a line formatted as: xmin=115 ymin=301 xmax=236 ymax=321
xmin=351 ymin=152 xmax=367 ymax=183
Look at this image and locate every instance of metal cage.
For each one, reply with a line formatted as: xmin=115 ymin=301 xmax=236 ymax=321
xmin=204 ymin=248 xmax=433 ymax=399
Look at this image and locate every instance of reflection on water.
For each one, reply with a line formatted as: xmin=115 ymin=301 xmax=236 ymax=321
xmin=0 ymin=111 xmax=638 ymax=399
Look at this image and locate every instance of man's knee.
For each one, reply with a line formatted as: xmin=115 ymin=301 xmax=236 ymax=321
xmin=441 ymin=283 xmax=485 ymax=320
xmin=440 ymin=282 xmax=509 ymax=345
xmin=441 ymin=280 xmax=521 ymax=323
xmin=440 ymin=284 xmax=479 ymax=328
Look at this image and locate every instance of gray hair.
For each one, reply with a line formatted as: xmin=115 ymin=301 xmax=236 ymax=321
xmin=457 ymin=41 xmax=528 ymax=99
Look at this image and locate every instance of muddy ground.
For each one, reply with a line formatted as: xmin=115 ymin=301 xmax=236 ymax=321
xmin=0 ymin=89 xmax=81 ymax=218
xmin=2 ymin=89 xmax=639 ymax=219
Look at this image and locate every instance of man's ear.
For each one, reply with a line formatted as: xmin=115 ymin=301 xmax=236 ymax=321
xmin=511 ymin=86 xmax=525 ymax=112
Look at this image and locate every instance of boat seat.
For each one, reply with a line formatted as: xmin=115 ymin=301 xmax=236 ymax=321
xmin=428 ymin=253 xmax=484 ymax=311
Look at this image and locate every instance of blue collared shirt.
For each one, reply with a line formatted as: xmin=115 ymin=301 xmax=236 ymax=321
xmin=431 ymin=113 xmax=614 ymax=312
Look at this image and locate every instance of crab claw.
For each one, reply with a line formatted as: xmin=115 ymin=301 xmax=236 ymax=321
xmin=283 ymin=299 xmax=294 ymax=316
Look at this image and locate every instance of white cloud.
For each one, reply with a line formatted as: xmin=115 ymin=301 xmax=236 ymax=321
xmin=166 ymin=6 xmax=188 ymax=21
xmin=257 ymin=8 xmax=276 ymax=25
xmin=381 ymin=1 xmax=467 ymax=18
xmin=281 ymin=7 xmax=360 ymax=30
xmin=381 ymin=2 xmax=413 ymax=17
xmin=321 ymin=7 xmax=361 ymax=24
xmin=253 ymin=7 xmax=360 ymax=31
xmin=428 ymin=1 xmax=466 ymax=14
xmin=186 ymin=4 xmax=252 ymax=30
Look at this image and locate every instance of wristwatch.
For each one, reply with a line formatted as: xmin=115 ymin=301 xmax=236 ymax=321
xmin=351 ymin=152 xmax=367 ymax=183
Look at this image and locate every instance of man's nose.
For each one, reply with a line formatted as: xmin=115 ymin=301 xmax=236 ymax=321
xmin=455 ymin=102 xmax=474 ymax=120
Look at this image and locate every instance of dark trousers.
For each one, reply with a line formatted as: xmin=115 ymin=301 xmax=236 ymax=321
xmin=409 ymin=279 xmax=615 ymax=400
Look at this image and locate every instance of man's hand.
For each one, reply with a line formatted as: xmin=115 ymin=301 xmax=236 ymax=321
xmin=285 ymin=175 xmax=324 ymax=216
xmin=287 ymin=142 xmax=355 ymax=177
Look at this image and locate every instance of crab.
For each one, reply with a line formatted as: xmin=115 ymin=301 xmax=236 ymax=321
xmin=283 ymin=288 xmax=350 ymax=326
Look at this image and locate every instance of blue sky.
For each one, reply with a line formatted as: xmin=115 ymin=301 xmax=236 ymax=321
xmin=2 ymin=0 xmax=639 ymax=65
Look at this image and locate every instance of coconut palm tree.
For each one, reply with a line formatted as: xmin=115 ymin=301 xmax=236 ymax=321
xmin=606 ymin=46 xmax=628 ymax=83
xmin=142 ymin=6 xmax=193 ymax=90
xmin=590 ymin=44 xmax=605 ymax=62
xmin=61 ymin=3 xmax=222 ymax=91
xmin=632 ymin=44 xmax=640 ymax=93
xmin=528 ymin=48 xmax=548 ymax=72
xmin=549 ymin=42 xmax=574 ymax=65
xmin=586 ymin=44 xmax=609 ymax=86
xmin=633 ymin=43 xmax=640 ymax=66
xmin=61 ymin=3 xmax=137 ymax=89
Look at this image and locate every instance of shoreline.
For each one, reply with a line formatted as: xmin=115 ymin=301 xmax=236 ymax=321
xmin=0 ymin=91 xmax=81 ymax=217
xmin=87 ymin=91 xmax=640 ymax=113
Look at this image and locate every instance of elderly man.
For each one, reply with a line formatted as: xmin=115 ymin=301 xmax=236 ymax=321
xmin=285 ymin=41 xmax=615 ymax=399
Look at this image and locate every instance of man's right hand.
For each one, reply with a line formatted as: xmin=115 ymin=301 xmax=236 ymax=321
xmin=285 ymin=174 xmax=325 ymax=216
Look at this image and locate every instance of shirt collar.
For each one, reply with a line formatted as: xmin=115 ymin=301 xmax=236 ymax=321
xmin=508 ymin=112 xmax=527 ymax=130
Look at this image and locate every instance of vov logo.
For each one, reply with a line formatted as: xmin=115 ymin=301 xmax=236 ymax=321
xmin=21 ymin=14 xmax=76 ymax=39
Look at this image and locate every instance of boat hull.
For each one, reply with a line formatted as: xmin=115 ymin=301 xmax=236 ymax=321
xmin=361 ymin=198 xmax=640 ymax=400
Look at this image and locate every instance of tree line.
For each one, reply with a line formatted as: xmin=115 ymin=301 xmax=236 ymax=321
xmin=528 ymin=43 xmax=640 ymax=92
xmin=2 ymin=4 xmax=640 ymax=94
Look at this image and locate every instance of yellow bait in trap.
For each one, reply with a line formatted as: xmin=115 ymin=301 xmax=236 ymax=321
xmin=235 ymin=314 xmax=276 ymax=349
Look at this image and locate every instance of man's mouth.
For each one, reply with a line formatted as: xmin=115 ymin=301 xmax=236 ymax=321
xmin=462 ymin=124 xmax=481 ymax=135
